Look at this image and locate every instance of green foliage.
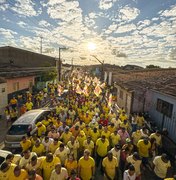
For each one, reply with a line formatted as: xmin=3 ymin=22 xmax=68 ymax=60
xmin=41 ymin=70 xmax=57 ymax=82
xmin=146 ymin=64 xmax=160 ymax=69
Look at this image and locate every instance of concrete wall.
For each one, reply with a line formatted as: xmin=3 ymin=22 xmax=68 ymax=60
xmin=0 ymin=46 xmax=56 ymax=68
xmin=115 ymin=84 xmax=132 ymax=115
xmin=6 ymin=76 xmax=34 ymax=94
xmin=0 ymin=83 xmax=8 ymax=115
xmin=149 ymin=90 xmax=176 ymax=142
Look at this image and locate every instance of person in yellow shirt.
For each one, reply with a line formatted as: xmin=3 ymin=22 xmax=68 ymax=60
xmin=60 ymin=127 xmax=72 ymax=144
xmin=83 ymin=125 xmax=91 ymax=136
xmin=41 ymin=153 xmax=61 ymax=180
xmin=48 ymin=138 xmax=62 ymax=154
xmin=101 ymin=126 xmax=111 ymax=140
xmin=10 ymin=96 xmax=18 ymax=110
xmin=102 ymin=151 xmax=118 ymax=180
xmin=136 ymin=113 xmax=145 ymax=128
xmin=108 ymin=123 xmax=116 ymax=133
xmin=67 ymin=136 xmax=80 ymax=160
xmin=137 ymin=138 xmax=151 ymax=167
xmin=25 ymin=99 xmax=33 ymax=111
xmin=83 ymin=136 xmax=94 ymax=155
xmin=20 ymin=136 xmax=31 ymax=152
xmin=41 ymin=116 xmax=50 ymax=127
xmin=10 ymin=165 xmax=28 ymax=180
xmin=0 ymin=162 xmax=16 ymax=180
xmin=36 ymin=122 xmax=46 ymax=137
xmin=119 ymin=111 xmax=128 ymax=122
xmin=64 ymin=153 xmax=78 ymax=176
xmin=66 ymin=116 xmax=73 ymax=127
xmin=83 ymin=112 xmax=91 ymax=124
xmin=32 ymin=139 xmax=45 ymax=157
xmin=95 ymin=135 xmax=109 ymax=172
xmin=55 ymin=119 xmax=63 ymax=128
xmin=78 ymin=149 xmax=95 ymax=180
xmin=131 ymin=128 xmax=142 ymax=148
xmin=76 ymin=131 xmax=87 ymax=157
xmin=90 ymin=127 xmax=100 ymax=144
xmin=110 ymin=130 xmax=121 ymax=148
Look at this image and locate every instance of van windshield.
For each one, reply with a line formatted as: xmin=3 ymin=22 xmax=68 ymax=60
xmin=8 ymin=125 xmax=29 ymax=135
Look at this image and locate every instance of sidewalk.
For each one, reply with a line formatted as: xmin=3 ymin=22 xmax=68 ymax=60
xmin=0 ymin=117 xmax=9 ymax=146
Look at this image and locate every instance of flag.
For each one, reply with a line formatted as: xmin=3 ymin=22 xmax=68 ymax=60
xmin=57 ymin=85 xmax=63 ymax=96
xmin=83 ymin=85 xmax=89 ymax=96
xmin=94 ymin=84 xmax=102 ymax=96
xmin=76 ymin=84 xmax=82 ymax=94
xmin=108 ymin=93 xmax=112 ymax=107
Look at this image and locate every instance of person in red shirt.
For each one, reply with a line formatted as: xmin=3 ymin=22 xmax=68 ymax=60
xmin=67 ymin=169 xmax=80 ymax=180
xmin=99 ymin=116 xmax=108 ymax=127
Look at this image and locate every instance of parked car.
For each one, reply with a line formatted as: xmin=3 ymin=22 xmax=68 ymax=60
xmin=0 ymin=150 xmax=21 ymax=165
xmin=4 ymin=109 xmax=51 ymax=150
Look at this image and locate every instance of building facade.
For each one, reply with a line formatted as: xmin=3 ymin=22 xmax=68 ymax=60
xmin=0 ymin=79 xmax=8 ymax=116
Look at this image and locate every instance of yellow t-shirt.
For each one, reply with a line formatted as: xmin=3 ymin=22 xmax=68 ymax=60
xmin=83 ymin=140 xmax=94 ymax=154
xmin=25 ymin=102 xmax=33 ymax=110
xmin=49 ymin=141 xmax=62 ymax=154
xmin=102 ymin=157 xmax=118 ymax=179
xmin=41 ymin=119 xmax=50 ymax=127
xmin=119 ymin=114 xmax=128 ymax=122
xmin=78 ymin=157 xmax=95 ymax=180
xmin=110 ymin=133 xmax=121 ymax=147
xmin=60 ymin=132 xmax=72 ymax=144
xmin=64 ymin=160 xmax=78 ymax=175
xmin=41 ymin=157 xmax=60 ymax=180
xmin=132 ymin=131 xmax=142 ymax=146
xmin=37 ymin=125 xmax=46 ymax=137
xmin=83 ymin=128 xmax=91 ymax=136
xmin=96 ymin=138 xmax=109 ymax=157
xmin=108 ymin=126 xmax=116 ymax=133
xmin=0 ymin=163 xmax=16 ymax=180
xmin=101 ymin=131 xmax=111 ymax=140
xmin=32 ymin=144 xmax=45 ymax=156
xmin=76 ymin=135 xmax=87 ymax=149
xmin=20 ymin=140 xmax=31 ymax=151
xmin=90 ymin=131 xmax=100 ymax=143
xmin=10 ymin=169 xmax=28 ymax=180
xmin=137 ymin=140 xmax=151 ymax=157
xmin=153 ymin=156 xmax=171 ymax=178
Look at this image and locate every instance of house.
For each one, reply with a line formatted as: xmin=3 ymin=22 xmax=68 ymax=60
xmin=0 ymin=46 xmax=57 ymax=115
xmin=0 ymin=78 xmax=7 ymax=116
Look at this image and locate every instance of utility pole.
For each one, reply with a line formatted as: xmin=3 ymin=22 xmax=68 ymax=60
xmin=40 ymin=36 xmax=43 ymax=54
xmin=91 ymin=55 xmax=104 ymax=81
xmin=58 ymin=47 xmax=67 ymax=82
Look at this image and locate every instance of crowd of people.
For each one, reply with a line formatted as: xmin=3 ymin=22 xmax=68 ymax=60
xmin=0 ymin=71 xmax=175 ymax=180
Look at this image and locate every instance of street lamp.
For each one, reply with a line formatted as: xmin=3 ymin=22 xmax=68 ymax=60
xmin=57 ymin=47 xmax=67 ymax=82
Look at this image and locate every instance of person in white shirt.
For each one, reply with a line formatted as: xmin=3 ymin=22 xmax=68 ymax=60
xmin=126 ymin=152 xmax=142 ymax=180
xmin=19 ymin=150 xmax=37 ymax=169
xmin=123 ymin=165 xmax=136 ymax=180
xmin=153 ymin=154 xmax=171 ymax=180
xmin=54 ymin=143 xmax=70 ymax=165
xmin=50 ymin=163 xmax=68 ymax=180
xmin=111 ymin=144 xmax=121 ymax=167
xmin=42 ymin=136 xmax=53 ymax=152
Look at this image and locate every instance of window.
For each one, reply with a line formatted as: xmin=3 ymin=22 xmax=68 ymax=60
xmin=156 ymin=98 xmax=173 ymax=118
xmin=2 ymin=88 xmax=5 ymax=93
xmin=120 ymin=90 xmax=123 ymax=100
xmin=13 ymin=82 xmax=19 ymax=91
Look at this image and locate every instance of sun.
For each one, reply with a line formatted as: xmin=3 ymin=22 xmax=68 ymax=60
xmin=87 ymin=42 xmax=96 ymax=51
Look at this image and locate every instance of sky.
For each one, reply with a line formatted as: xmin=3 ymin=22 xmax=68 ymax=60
xmin=0 ymin=0 xmax=176 ymax=67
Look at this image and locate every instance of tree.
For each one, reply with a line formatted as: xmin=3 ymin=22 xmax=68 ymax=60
xmin=146 ymin=64 xmax=160 ymax=69
xmin=41 ymin=69 xmax=57 ymax=82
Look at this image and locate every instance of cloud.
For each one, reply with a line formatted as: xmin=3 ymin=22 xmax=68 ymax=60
xmin=99 ymin=0 xmax=117 ymax=10
xmin=119 ymin=6 xmax=140 ymax=22
xmin=114 ymin=23 xmax=136 ymax=33
xmin=0 ymin=28 xmax=17 ymax=39
xmin=167 ymin=48 xmax=176 ymax=60
xmin=160 ymin=5 xmax=176 ymax=17
xmin=17 ymin=21 xmax=27 ymax=28
xmin=39 ymin=20 xmax=52 ymax=27
xmin=11 ymin=0 xmax=40 ymax=17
